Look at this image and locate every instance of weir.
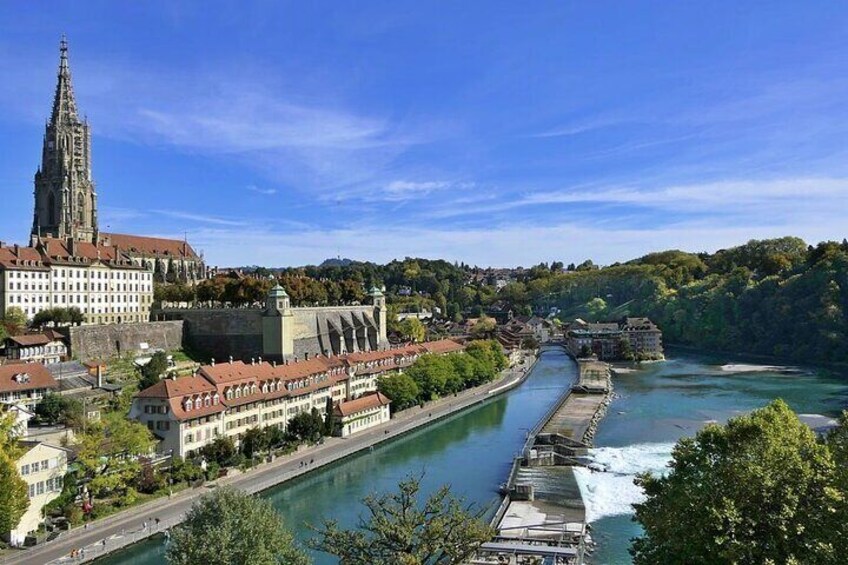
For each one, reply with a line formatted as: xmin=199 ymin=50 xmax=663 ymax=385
xmin=473 ymin=354 xmax=612 ymax=565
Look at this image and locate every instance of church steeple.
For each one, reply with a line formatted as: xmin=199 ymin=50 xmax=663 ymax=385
xmin=50 ymin=35 xmax=80 ymax=126
xmin=32 ymin=36 xmax=98 ymax=244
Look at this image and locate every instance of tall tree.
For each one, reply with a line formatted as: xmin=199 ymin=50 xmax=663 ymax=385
xmin=377 ymin=373 xmax=420 ymax=412
xmin=0 ymin=451 xmax=28 ymax=534
xmin=139 ymin=351 xmax=170 ymax=390
xmin=0 ymin=411 xmax=28 ymax=535
xmin=167 ymin=487 xmax=309 ymax=565
xmin=631 ymin=400 xmax=843 ymax=564
xmin=311 ymin=476 xmax=493 ymax=565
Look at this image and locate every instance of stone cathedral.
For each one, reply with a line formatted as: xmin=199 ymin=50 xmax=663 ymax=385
xmin=26 ymin=37 xmax=206 ymax=284
xmin=32 ymin=36 xmax=98 ymax=244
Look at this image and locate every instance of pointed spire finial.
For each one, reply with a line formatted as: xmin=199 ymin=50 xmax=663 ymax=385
xmin=51 ymin=34 xmax=79 ymax=125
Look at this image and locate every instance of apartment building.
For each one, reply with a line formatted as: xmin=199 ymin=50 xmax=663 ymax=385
xmin=130 ymin=339 xmax=465 ymax=457
xmin=6 ymin=441 xmax=69 ymax=546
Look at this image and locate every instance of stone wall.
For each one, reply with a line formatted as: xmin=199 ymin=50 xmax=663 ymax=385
xmin=68 ymin=321 xmax=184 ymax=361
xmin=155 ymin=309 xmax=264 ymax=362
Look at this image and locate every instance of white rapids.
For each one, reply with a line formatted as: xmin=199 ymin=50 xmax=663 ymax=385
xmin=573 ymin=443 xmax=675 ymax=523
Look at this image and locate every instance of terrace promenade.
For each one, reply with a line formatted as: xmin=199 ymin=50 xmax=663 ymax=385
xmin=2 ymin=354 xmax=538 ymax=565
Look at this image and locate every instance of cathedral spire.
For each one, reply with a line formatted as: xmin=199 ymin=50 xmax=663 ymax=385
xmin=50 ymin=34 xmax=80 ymax=126
xmin=33 ymin=35 xmax=97 ymax=243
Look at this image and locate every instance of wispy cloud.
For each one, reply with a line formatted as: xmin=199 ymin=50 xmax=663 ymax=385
xmin=246 ymin=184 xmax=277 ymax=196
xmin=155 ymin=209 xmax=247 ymax=227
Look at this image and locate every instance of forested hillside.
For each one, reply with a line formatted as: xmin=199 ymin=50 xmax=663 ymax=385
xmin=154 ymin=237 xmax=848 ymax=363
xmin=523 ymin=238 xmax=848 ymax=363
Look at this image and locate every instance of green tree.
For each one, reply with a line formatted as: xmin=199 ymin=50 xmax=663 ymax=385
xmin=139 ymin=351 xmax=170 ymax=390
xmin=323 ymin=397 xmax=337 ymax=436
xmin=311 ymin=475 xmax=493 ymax=565
xmin=398 ymin=317 xmax=426 ymax=342
xmin=406 ymin=355 xmax=454 ymax=401
xmin=377 ymin=373 xmax=420 ymax=412
xmin=241 ymin=427 xmax=269 ymax=459
xmin=470 ymin=316 xmax=496 ymax=338
xmin=167 ymin=487 xmax=309 ymax=565
xmin=632 ymin=400 xmax=842 ymax=564
xmin=3 ymin=306 xmax=27 ymax=334
xmin=35 ymin=393 xmax=84 ymax=429
xmin=287 ymin=410 xmax=324 ymax=443
xmin=199 ymin=437 xmax=237 ymax=467
xmin=77 ymin=413 xmax=155 ymax=498
xmin=0 ymin=450 xmax=28 ymax=535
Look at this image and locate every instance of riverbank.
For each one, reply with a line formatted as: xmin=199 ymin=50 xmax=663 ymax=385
xmin=3 ymin=352 xmax=540 ymax=565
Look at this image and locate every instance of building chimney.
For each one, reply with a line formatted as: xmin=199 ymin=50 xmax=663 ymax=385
xmin=211 ymin=358 xmax=215 ymax=366
xmin=258 ymin=356 xmax=262 ymax=364
xmin=251 ymin=358 xmax=255 ymax=366
xmin=96 ymin=364 xmax=103 ymax=388
xmin=272 ymin=360 xmax=277 ymax=367
xmin=229 ymin=356 xmax=233 ymax=364
xmin=305 ymin=353 xmax=310 ymax=361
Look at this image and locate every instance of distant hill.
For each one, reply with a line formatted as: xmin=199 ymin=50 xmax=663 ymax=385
xmin=319 ymin=258 xmax=356 ymax=267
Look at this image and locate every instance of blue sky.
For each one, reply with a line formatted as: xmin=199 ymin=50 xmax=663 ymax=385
xmin=1 ymin=2 xmax=847 ymax=267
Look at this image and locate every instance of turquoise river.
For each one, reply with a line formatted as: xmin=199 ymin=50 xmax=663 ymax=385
xmin=95 ymin=347 xmax=848 ymax=565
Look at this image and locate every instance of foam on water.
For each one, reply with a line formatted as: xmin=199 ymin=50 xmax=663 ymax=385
xmin=574 ymin=443 xmax=675 ymax=523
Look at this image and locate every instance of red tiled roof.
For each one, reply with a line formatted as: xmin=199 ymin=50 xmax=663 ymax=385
xmin=0 ymin=245 xmax=48 ymax=270
xmin=137 ymin=375 xmax=217 ymax=399
xmin=0 ymin=363 xmax=59 ymax=394
xmin=136 ymin=375 xmax=224 ymax=422
xmin=420 ymin=339 xmax=464 ymax=354
xmin=103 ymin=233 xmax=199 ymax=259
xmin=336 ymin=391 xmax=391 ymax=417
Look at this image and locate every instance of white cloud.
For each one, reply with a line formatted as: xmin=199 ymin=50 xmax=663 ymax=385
xmin=428 ymin=177 xmax=848 ymax=222
xmin=246 ymin=185 xmax=277 ymax=196
xmin=155 ymin=210 xmax=247 ymax=227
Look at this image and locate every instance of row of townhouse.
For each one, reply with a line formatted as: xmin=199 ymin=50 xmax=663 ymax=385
xmin=130 ymin=339 xmax=465 ymax=458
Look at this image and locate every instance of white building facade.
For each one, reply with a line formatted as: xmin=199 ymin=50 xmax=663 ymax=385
xmin=130 ymin=339 xmax=465 ymax=457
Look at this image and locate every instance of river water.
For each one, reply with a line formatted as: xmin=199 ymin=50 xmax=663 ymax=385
xmin=96 ymin=348 xmax=848 ymax=565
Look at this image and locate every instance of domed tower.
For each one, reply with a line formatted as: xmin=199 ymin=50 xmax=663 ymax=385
xmin=32 ymin=36 xmax=98 ymax=243
xmin=262 ymin=283 xmax=294 ymax=361
xmin=369 ymin=286 xmax=388 ymax=347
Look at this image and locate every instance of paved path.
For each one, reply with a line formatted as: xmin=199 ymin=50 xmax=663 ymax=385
xmin=2 ymin=355 xmax=538 ymax=565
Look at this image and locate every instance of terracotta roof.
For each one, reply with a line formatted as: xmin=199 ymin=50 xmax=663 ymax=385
xmin=420 ymin=339 xmax=464 ymax=354
xmin=199 ymin=357 xmax=340 ymax=385
xmin=0 ymin=363 xmax=59 ymax=394
xmin=0 ymin=245 xmax=48 ymax=270
xmin=137 ymin=375 xmax=216 ymax=399
xmin=336 ymin=391 xmax=391 ymax=417
xmin=102 ymin=232 xmax=199 ymax=259
xmin=136 ymin=375 xmax=224 ymax=422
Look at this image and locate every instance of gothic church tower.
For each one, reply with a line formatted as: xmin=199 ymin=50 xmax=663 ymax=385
xmin=32 ymin=36 xmax=98 ymax=243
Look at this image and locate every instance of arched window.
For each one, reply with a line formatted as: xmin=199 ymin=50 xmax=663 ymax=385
xmin=77 ymin=193 xmax=85 ymax=223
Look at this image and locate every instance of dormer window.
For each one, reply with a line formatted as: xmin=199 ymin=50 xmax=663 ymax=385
xmin=184 ymin=399 xmax=192 ymax=412
xmin=213 ymin=393 xmax=220 ymax=405
xmin=205 ymin=395 xmax=211 ymax=407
